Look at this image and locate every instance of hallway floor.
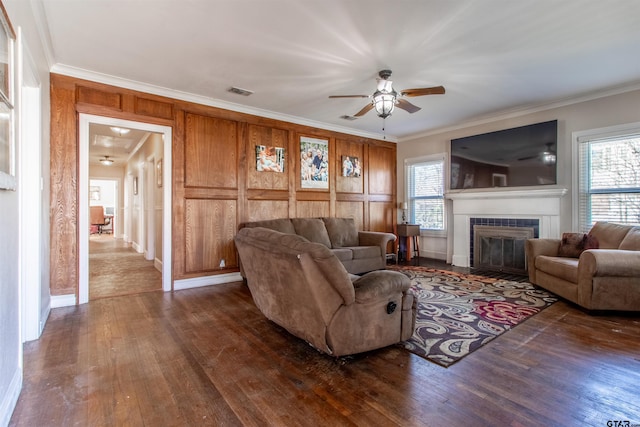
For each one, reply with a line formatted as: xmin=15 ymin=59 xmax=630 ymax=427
xmin=89 ymin=234 xmax=162 ymax=300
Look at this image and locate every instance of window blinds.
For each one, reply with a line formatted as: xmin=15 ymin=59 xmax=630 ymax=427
xmin=407 ymin=158 xmax=445 ymax=230
xmin=577 ymin=132 xmax=640 ymax=232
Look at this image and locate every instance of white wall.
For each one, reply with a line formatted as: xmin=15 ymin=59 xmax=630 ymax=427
xmin=397 ymin=88 xmax=640 ymax=261
xmin=1 ymin=1 xmax=51 ymax=424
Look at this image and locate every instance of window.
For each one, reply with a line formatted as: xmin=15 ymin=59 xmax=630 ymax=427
xmin=576 ymin=128 xmax=640 ymax=232
xmin=406 ymin=155 xmax=445 ymax=231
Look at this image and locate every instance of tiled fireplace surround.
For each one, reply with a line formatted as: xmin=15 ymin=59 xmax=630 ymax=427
xmin=447 ymin=188 xmax=568 ymax=268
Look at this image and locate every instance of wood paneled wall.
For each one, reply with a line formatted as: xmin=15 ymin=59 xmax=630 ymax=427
xmin=50 ymin=74 xmax=397 ymax=296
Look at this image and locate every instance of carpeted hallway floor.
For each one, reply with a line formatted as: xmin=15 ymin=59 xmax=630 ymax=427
xmin=89 ymin=234 xmax=162 ymax=300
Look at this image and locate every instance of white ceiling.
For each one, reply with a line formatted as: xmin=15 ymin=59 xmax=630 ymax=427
xmin=37 ymin=0 xmax=640 ymax=141
xmin=89 ymin=124 xmax=150 ymax=167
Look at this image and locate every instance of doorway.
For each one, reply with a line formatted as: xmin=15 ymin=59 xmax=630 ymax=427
xmin=79 ymin=114 xmax=172 ymax=304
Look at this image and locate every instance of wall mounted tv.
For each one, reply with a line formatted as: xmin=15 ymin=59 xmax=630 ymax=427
xmin=450 ymin=120 xmax=557 ymax=190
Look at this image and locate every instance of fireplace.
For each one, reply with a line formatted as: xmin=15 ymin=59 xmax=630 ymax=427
xmin=447 ymin=188 xmax=567 ymax=269
xmin=472 ymin=223 xmax=536 ymax=274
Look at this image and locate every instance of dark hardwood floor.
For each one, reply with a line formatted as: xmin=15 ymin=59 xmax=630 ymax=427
xmin=10 ymin=258 xmax=640 ymax=426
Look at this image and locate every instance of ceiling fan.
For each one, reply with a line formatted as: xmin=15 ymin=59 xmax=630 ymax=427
xmin=329 ymin=69 xmax=445 ymax=119
xmin=518 ymin=143 xmax=556 ymax=165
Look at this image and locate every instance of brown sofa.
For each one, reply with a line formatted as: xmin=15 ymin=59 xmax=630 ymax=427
xmin=526 ymin=221 xmax=640 ymax=311
xmin=241 ymin=217 xmax=396 ymax=275
xmin=234 ymin=227 xmax=416 ymax=357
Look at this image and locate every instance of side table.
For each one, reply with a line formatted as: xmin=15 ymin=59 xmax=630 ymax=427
xmin=397 ymin=224 xmax=420 ymax=264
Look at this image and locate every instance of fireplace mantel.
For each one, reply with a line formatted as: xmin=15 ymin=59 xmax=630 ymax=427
xmin=446 ymin=188 xmax=568 ymax=201
xmin=446 ymin=187 xmax=568 ymax=267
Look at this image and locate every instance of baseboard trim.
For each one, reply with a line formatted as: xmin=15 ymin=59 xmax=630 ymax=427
xmin=421 ymin=250 xmax=447 ymax=261
xmin=40 ymin=303 xmax=51 ymax=336
xmin=174 ymin=272 xmax=243 ymax=291
xmin=51 ymin=294 xmax=76 ymax=308
xmin=0 ymin=367 xmax=22 ymax=427
xmin=154 ymin=258 xmax=162 ymax=272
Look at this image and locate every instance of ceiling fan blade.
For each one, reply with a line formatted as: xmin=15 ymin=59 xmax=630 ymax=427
xmin=353 ymin=103 xmax=374 ymax=117
xmin=396 ymin=99 xmax=421 ymax=114
xmin=518 ymin=155 xmax=539 ymax=161
xmin=401 ymin=86 xmax=446 ymax=97
xmin=329 ymin=95 xmax=370 ymax=99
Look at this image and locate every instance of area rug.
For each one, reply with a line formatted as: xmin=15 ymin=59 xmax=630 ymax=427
xmin=389 ymin=265 xmax=557 ymax=367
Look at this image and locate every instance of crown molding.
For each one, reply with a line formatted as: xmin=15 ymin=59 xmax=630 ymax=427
xmin=50 ymin=64 xmax=396 ymax=143
xmin=399 ymin=80 xmax=640 ymax=143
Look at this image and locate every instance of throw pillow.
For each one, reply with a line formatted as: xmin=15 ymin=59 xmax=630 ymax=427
xmin=584 ymin=233 xmax=600 ymax=250
xmin=558 ymin=232 xmax=599 ymax=258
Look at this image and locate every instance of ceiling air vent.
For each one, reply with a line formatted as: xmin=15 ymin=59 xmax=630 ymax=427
xmin=340 ymin=115 xmax=358 ymax=121
xmin=228 ymin=86 xmax=254 ymax=96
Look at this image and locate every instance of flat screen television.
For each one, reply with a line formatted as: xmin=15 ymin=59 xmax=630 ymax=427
xmin=450 ymin=120 xmax=557 ymax=190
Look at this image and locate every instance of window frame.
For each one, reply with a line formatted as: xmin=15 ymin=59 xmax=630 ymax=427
xmin=572 ymin=121 xmax=640 ymax=232
xmin=404 ymin=153 xmax=447 ymax=237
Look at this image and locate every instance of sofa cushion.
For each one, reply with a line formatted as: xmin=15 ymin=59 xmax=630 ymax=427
xmin=291 ymin=218 xmax=332 ymax=248
xmin=588 ymin=222 xmax=633 ymax=249
xmin=535 ymin=255 xmax=579 ymax=283
xmin=347 ymin=246 xmax=381 ymax=260
xmin=322 ymin=217 xmax=359 ymax=248
xmin=331 ymin=248 xmax=354 ymax=262
xmin=558 ymin=232 xmax=599 ymax=258
xmin=619 ymin=227 xmax=640 ymax=251
xmin=243 ymin=218 xmax=296 ymax=234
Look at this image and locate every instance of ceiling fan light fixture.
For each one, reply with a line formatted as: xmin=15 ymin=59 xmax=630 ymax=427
xmin=100 ymin=155 xmax=114 ymax=166
xmin=110 ymin=126 xmax=130 ymax=136
xmin=373 ymin=90 xmax=397 ymax=118
xmin=542 ymin=151 xmax=556 ymax=165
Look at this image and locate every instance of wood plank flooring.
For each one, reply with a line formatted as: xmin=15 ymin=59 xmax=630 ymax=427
xmin=89 ymin=235 xmax=162 ymax=300
xmin=10 ymin=259 xmax=640 ymax=426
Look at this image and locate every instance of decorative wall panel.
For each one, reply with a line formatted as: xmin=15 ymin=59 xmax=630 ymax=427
xmin=49 ymin=73 xmax=396 ymax=297
xmin=296 ymin=200 xmax=330 ymax=218
xmin=247 ymin=200 xmax=289 ymax=223
xmin=335 ymin=138 xmax=364 ymax=194
xmin=335 ymin=201 xmax=364 ymax=231
xmin=247 ymin=124 xmax=289 ymax=190
xmin=185 ymin=113 xmax=238 ymax=189
xmin=77 ymin=86 xmax=122 ymax=110
xmin=185 ymin=199 xmax=237 ymax=272
xmin=368 ymin=145 xmax=395 ymax=195
xmin=135 ymin=96 xmax=174 ymax=120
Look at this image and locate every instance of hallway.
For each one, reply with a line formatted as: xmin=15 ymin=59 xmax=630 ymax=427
xmin=89 ymin=234 xmax=162 ymax=300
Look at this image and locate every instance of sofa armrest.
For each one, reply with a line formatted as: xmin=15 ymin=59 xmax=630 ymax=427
xmin=525 ymin=238 xmax=561 ymax=284
xmin=358 ymin=231 xmax=397 ymax=255
xmin=526 ymin=238 xmax=561 ymax=257
xmin=579 ymin=249 xmax=640 ymax=277
xmin=352 ymin=270 xmax=410 ymax=303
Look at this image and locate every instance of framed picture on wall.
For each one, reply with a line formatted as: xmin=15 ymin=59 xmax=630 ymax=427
xmin=255 ymin=145 xmax=284 ymax=172
xmin=300 ymin=136 xmax=328 ymax=189
xmin=0 ymin=1 xmax=15 ymax=191
xmin=341 ymin=155 xmax=361 ymax=177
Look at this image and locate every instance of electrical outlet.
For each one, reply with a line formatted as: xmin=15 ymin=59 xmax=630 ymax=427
xmin=219 ymin=259 xmax=225 ymax=268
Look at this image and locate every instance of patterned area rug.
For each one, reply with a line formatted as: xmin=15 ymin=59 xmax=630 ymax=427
xmin=389 ymin=265 xmax=557 ymax=367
